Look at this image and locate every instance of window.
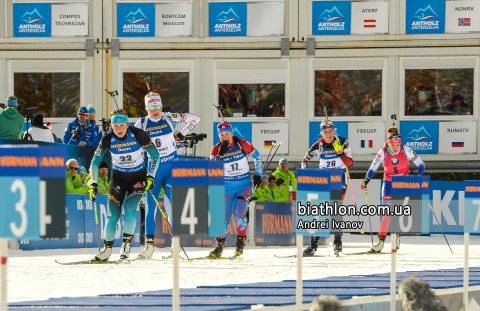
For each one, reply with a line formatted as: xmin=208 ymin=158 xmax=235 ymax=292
xmin=123 ymin=72 xmax=189 ymax=118
xmin=404 ymin=68 xmax=474 ymax=116
xmin=218 ymin=84 xmax=286 ymax=117
xmin=14 ymin=72 xmax=81 ymax=118
xmin=314 ymin=70 xmax=382 ymax=117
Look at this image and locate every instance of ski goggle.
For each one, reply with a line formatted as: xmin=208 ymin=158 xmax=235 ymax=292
xmin=147 ymin=106 xmax=162 ymax=111
xmin=110 ymin=109 xmax=126 ymax=116
xmin=88 ymin=113 xmax=95 ymax=117
xmin=78 ymin=113 xmax=88 ymax=116
xmin=388 ymin=135 xmax=401 ymax=144
xmin=217 ymin=122 xmax=233 ymax=134
xmin=320 ymin=120 xmax=335 ymax=131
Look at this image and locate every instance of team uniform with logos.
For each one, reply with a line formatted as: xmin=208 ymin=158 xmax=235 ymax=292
xmin=89 ymin=126 xmax=160 ymax=242
xmin=210 ymin=138 xmax=262 ymax=237
xmin=366 ymin=144 xmax=425 ymax=235
xmin=63 ymin=118 xmax=99 ymax=146
xmin=134 ymin=112 xmax=200 ymax=236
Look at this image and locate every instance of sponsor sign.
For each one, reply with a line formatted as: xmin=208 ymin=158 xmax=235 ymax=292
xmin=406 ymin=0 xmax=445 ymax=34
xmin=350 ymin=1 xmax=389 ymax=35
xmin=255 ymin=202 xmax=295 ymax=246
xmin=14 ymin=3 xmax=51 ymax=37
xmin=251 ymin=122 xmax=289 ymax=155
xmin=246 ymin=2 xmax=285 ymax=36
xmin=438 ymin=121 xmax=477 ymax=154
xmin=445 ymin=1 xmax=480 ymax=33
xmin=117 ymin=3 xmax=155 ymax=37
xmin=155 ymin=2 xmax=192 ymax=37
xmin=51 ymin=4 xmax=88 ymax=37
xmin=400 ymin=120 xmax=439 ymax=154
xmin=209 ymin=2 xmax=247 ymax=36
xmin=213 ymin=122 xmax=252 ymax=146
xmin=347 ymin=122 xmax=385 ymax=155
xmin=309 ymin=121 xmax=348 ymax=148
xmin=312 ymin=1 xmax=351 ymax=35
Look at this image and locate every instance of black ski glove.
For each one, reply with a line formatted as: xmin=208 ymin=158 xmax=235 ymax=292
xmin=218 ymin=141 xmax=230 ymax=157
xmin=253 ymin=175 xmax=262 ymax=188
xmin=174 ymin=132 xmax=185 ymax=141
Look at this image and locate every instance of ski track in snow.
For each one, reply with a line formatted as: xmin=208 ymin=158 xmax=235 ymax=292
xmin=7 ymin=234 xmax=480 ymax=303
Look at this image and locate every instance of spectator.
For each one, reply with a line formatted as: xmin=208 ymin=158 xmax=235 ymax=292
xmin=23 ymin=114 xmax=54 ymax=142
xmin=85 ymin=160 xmax=109 ymax=194
xmin=309 ymin=295 xmax=344 ymax=311
xmin=63 ymin=107 xmax=97 ymax=146
xmin=252 ymin=174 xmax=273 ymax=202
xmin=0 ymin=96 xmax=25 ymax=140
xmin=399 ymin=276 xmax=448 ymax=311
xmin=273 ymin=158 xmax=296 ymax=199
xmin=78 ymin=165 xmax=87 ymax=187
xmin=87 ymin=105 xmax=103 ymax=146
xmin=274 ymin=178 xmax=293 ymax=203
xmin=66 ymin=159 xmax=88 ymax=194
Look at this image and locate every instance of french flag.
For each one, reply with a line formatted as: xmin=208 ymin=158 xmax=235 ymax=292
xmin=361 ymin=140 xmax=373 ymax=148
xmin=452 ymin=142 xmax=464 ymax=148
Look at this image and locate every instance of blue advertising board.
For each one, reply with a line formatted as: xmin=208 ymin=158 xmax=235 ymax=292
xmin=312 ymin=1 xmax=351 ymax=35
xmin=117 ymin=3 xmax=155 ymax=37
xmin=464 ymin=181 xmax=480 ymax=234
xmin=213 ymin=122 xmax=252 ymax=145
xmin=430 ymin=181 xmax=464 ymax=234
xmin=406 ymin=0 xmax=445 ymax=34
xmin=14 ymin=3 xmax=51 ymax=37
xmin=209 ymin=2 xmax=247 ymax=36
xmin=400 ymin=120 xmax=439 ymax=154
xmin=255 ymin=202 xmax=295 ymax=246
xmin=309 ymin=121 xmax=348 ymax=147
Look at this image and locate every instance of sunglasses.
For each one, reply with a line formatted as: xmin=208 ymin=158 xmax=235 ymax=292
xmin=217 ymin=123 xmax=232 ymax=129
xmin=147 ymin=106 xmax=162 ymax=111
xmin=88 ymin=113 xmax=95 ymax=116
xmin=268 ymin=180 xmax=275 ymax=183
xmin=69 ymin=167 xmax=78 ymax=170
xmin=111 ymin=110 xmax=126 ymax=115
xmin=78 ymin=113 xmax=88 ymax=116
xmin=389 ymin=135 xmax=401 ymax=140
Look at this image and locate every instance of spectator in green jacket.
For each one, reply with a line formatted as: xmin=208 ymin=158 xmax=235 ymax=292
xmin=66 ymin=159 xmax=88 ymax=194
xmin=85 ymin=160 xmax=109 ymax=195
xmin=252 ymin=174 xmax=273 ymax=202
xmin=273 ymin=177 xmax=293 ymax=203
xmin=273 ymin=158 xmax=296 ymax=199
xmin=0 ymin=96 xmax=25 ymax=140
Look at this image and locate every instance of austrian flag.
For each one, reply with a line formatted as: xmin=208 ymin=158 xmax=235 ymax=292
xmin=364 ymin=19 xmax=376 ymax=28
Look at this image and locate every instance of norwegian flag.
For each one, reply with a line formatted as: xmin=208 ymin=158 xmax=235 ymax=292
xmin=364 ymin=19 xmax=376 ymax=28
xmin=458 ymin=18 xmax=471 ymax=26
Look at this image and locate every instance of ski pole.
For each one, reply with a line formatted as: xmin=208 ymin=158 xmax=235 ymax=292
xmin=93 ymin=200 xmax=101 ymax=253
xmin=251 ymin=142 xmax=282 ymax=196
xmin=364 ymin=189 xmax=374 ymax=247
xmin=148 ymin=190 xmax=192 ymax=262
xmin=345 ymin=167 xmax=364 ymax=234
xmin=428 ymin=202 xmax=454 ymax=254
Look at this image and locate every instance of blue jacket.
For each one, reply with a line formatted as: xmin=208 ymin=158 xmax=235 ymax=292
xmin=63 ymin=118 xmax=99 ymax=146
xmin=88 ymin=120 xmax=102 ymax=147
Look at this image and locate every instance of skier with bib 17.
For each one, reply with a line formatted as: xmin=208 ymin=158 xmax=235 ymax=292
xmin=208 ymin=122 xmax=263 ymax=258
xmin=301 ymin=116 xmax=353 ymax=256
xmin=361 ymin=125 xmax=425 ymax=253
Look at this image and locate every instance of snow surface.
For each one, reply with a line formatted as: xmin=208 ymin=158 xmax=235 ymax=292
xmin=6 ymin=234 xmax=480 ymax=303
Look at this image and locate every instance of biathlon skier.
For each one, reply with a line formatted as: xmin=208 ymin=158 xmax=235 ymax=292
xmin=208 ymin=122 xmax=263 ymax=258
xmin=134 ymin=92 xmax=200 ymax=260
xmin=301 ymin=117 xmax=353 ymax=256
xmin=361 ymin=126 xmax=425 ymax=253
xmin=88 ymin=111 xmax=160 ymax=261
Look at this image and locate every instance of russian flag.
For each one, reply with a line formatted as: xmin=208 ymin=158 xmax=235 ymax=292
xmin=452 ymin=142 xmax=464 ymax=148
xmin=361 ymin=140 xmax=373 ymax=148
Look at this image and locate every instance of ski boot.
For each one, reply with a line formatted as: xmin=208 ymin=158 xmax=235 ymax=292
xmin=208 ymin=237 xmax=226 ymax=258
xmin=120 ymin=234 xmax=133 ymax=260
xmin=303 ymin=237 xmax=319 ymax=257
xmin=234 ymin=236 xmax=245 ymax=257
xmin=333 ymin=235 xmax=343 ymax=254
xmin=94 ymin=240 xmax=114 ymax=261
xmin=370 ymin=235 xmax=386 ymax=253
xmin=396 ymin=234 xmax=401 ymax=250
xmin=137 ymin=235 xmax=154 ymax=260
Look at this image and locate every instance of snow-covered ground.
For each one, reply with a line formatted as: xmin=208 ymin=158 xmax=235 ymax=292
xmin=6 ymin=234 xmax=479 ymax=303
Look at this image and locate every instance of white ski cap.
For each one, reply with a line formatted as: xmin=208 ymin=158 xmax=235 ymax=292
xmin=145 ymin=95 xmax=162 ymax=107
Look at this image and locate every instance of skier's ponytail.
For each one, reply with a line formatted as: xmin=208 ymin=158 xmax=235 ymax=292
xmin=384 ymin=127 xmax=400 ymax=147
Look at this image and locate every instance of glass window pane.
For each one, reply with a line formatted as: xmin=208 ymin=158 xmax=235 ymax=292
xmin=123 ymin=72 xmax=190 ymax=118
xmin=14 ymin=72 xmax=81 ymax=118
xmin=314 ymin=70 xmax=383 ymax=117
xmin=218 ymin=84 xmax=286 ymax=117
xmin=405 ymin=68 xmax=474 ymax=116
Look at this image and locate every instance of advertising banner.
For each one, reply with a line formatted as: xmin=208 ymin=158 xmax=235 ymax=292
xmin=213 ymin=122 xmax=252 ymax=145
xmin=400 ymin=120 xmax=439 ymax=154
xmin=209 ymin=2 xmax=247 ymax=36
xmin=438 ymin=121 xmax=477 ymax=154
xmin=350 ymin=1 xmax=389 ymax=35
xmin=51 ymin=4 xmax=88 ymax=37
xmin=14 ymin=3 xmax=51 ymax=37
xmin=445 ymin=1 xmax=480 ymax=33
xmin=251 ymin=122 xmax=289 ymax=155
xmin=309 ymin=121 xmax=348 ymax=148
xmin=312 ymin=1 xmax=351 ymax=35
xmin=155 ymin=2 xmax=192 ymax=37
xmin=255 ymin=202 xmax=295 ymax=246
xmin=347 ymin=122 xmax=385 ymax=155
xmin=406 ymin=0 xmax=445 ymax=34
xmin=246 ymin=2 xmax=285 ymax=36
xmin=117 ymin=3 xmax=155 ymax=37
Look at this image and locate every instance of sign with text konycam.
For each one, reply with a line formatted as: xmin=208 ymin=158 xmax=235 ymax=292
xmin=51 ymin=4 xmax=88 ymax=37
